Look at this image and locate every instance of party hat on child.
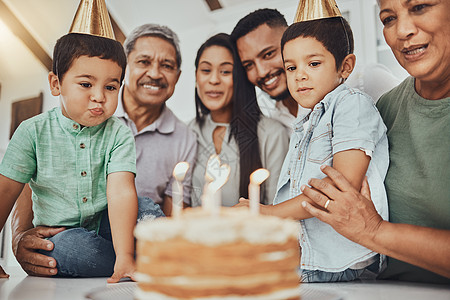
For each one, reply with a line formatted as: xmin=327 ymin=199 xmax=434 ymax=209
xmin=69 ymin=0 xmax=115 ymax=40
xmin=294 ymin=0 xmax=342 ymax=23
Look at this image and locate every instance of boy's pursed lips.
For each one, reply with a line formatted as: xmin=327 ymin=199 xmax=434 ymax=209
xmin=89 ymin=107 xmax=104 ymax=115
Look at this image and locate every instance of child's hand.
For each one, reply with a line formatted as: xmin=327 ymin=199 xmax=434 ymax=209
xmin=107 ymin=254 xmax=135 ymax=283
xmin=0 ymin=265 xmax=9 ymax=278
xmin=234 ymin=198 xmax=272 ymax=215
xmin=234 ymin=198 xmax=273 ymax=216
xmin=233 ymin=197 xmax=250 ymax=208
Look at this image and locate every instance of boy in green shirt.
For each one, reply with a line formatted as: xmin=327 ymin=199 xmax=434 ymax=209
xmin=0 ymin=30 xmax=143 ymax=282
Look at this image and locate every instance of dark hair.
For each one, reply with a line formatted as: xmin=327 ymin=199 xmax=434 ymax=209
xmin=52 ymin=33 xmax=127 ymax=83
xmin=194 ymin=33 xmax=263 ymax=199
xmin=231 ymin=8 xmax=288 ymax=42
xmin=281 ymin=17 xmax=354 ymax=70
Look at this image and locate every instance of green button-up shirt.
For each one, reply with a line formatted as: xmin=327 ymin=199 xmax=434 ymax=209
xmin=0 ymin=107 xmax=136 ymax=231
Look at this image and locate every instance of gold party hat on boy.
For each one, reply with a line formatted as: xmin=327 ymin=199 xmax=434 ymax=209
xmin=294 ymin=0 xmax=342 ymax=23
xmin=69 ymin=0 xmax=115 ymax=40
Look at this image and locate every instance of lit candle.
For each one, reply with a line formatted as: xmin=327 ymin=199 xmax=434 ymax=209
xmin=202 ymin=154 xmax=220 ymax=212
xmin=249 ymin=168 xmax=270 ymax=215
xmin=172 ymin=162 xmax=189 ymax=218
xmin=208 ymin=163 xmax=230 ymax=216
xmin=202 ymin=154 xmax=230 ymax=215
xmin=204 ymin=154 xmax=221 ymax=183
xmin=201 ymin=183 xmax=210 ymax=211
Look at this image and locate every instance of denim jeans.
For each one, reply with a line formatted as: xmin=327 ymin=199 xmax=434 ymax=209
xmin=300 ymin=256 xmax=380 ymax=283
xmin=38 ymin=196 xmax=164 ymax=277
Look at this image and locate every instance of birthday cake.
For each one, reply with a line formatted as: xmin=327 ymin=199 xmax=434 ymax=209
xmin=134 ymin=207 xmax=301 ymax=299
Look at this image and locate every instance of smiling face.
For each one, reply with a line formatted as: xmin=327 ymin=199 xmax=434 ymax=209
xmin=196 ymin=46 xmax=234 ymax=119
xmin=49 ymin=55 xmax=122 ymax=127
xmin=283 ymin=37 xmax=344 ymax=109
xmin=379 ymin=0 xmax=450 ymax=83
xmin=124 ymin=36 xmax=181 ymax=108
xmin=236 ymin=24 xmax=289 ymax=101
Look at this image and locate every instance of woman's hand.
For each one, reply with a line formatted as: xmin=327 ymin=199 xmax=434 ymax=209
xmin=301 ymin=165 xmax=384 ymax=246
xmin=303 ymin=165 xmax=450 ymax=278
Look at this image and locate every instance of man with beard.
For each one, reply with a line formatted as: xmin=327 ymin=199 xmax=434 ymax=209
xmin=10 ymin=24 xmax=197 ymax=277
xmin=231 ymin=9 xmax=298 ymax=135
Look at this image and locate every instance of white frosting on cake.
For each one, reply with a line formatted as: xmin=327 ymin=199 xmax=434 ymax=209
xmin=135 ymin=271 xmax=295 ymax=286
xmin=134 ymin=208 xmax=299 ymax=246
xmin=258 ymin=250 xmax=296 ymax=261
xmin=135 ymin=287 xmax=301 ymax=300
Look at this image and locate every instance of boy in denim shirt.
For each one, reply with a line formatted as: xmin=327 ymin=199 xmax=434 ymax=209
xmin=238 ymin=14 xmax=389 ymax=282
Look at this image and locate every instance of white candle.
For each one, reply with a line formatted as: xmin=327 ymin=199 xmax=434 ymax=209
xmin=203 ymin=154 xmax=219 ymax=212
xmin=208 ymin=163 xmax=230 ymax=216
xmin=208 ymin=184 xmax=221 ymax=217
xmin=172 ymin=181 xmax=183 ymax=218
xmin=201 ymin=182 xmax=212 ymax=212
xmin=172 ymin=162 xmax=189 ymax=218
xmin=249 ymin=182 xmax=259 ymax=215
xmin=203 ymin=155 xmax=230 ymax=215
xmin=213 ymin=191 xmax=221 ymax=216
xmin=249 ymin=168 xmax=270 ymax=215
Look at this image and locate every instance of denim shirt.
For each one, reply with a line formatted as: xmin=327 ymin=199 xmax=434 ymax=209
xmin=273 ymin=84 xmax=389 ymax=272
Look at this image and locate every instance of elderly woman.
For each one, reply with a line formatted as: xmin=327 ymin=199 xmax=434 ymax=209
xmin=301 ymin=0 xmax=450 ymax=284
xmin=189 ymin=33 xmax=288 ymax=207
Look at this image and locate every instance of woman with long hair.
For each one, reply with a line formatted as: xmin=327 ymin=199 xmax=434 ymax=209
xmin=189 ymin=33 xmax=289 ymax=207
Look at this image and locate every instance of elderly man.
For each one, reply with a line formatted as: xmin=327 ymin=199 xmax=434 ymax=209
xmin=10 ymin=24 xmax=196 ymax=276
xmin=118 ymin=24 xmax=196 ymax=214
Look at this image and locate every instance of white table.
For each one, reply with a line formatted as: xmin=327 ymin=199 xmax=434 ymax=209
xmin=1 ymin=266 xmax=449 ymax=300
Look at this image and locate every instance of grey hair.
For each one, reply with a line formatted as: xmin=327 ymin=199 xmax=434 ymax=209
xmin=123 ymin=23 xmax=182 ymax=69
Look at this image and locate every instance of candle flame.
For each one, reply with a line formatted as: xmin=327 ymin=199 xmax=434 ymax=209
xmin=250 ymin=168 xmax=270 ymax=185
xmin=205 ymin=154 xmax=221 ymax=182
xmin=208 ymin=164 xmax=231 ymax=193
xmin=173 ymin=162 xmax=190 ymax=181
